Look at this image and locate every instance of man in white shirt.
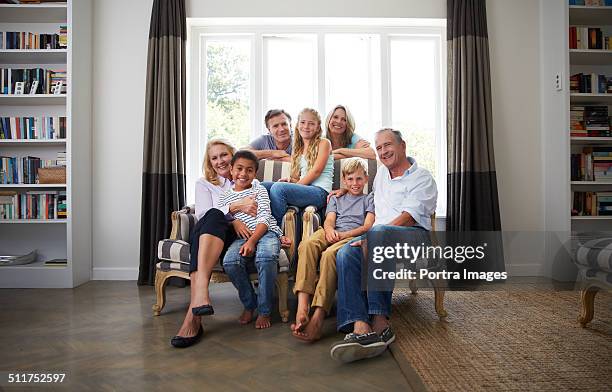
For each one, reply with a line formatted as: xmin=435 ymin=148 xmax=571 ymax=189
xmin=330 ymin=128 xmax=438 ymax=363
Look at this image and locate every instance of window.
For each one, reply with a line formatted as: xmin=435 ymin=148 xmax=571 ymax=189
xmin=188 ymin=19 xmax=447 ymax=215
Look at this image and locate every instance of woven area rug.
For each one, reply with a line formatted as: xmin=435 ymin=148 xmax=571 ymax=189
xmin=390 ymin=288 xmax=611 ymax=391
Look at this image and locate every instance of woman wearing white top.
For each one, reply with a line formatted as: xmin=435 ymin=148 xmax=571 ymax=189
xmin=171 ymin=139 xmax=257 ymax=348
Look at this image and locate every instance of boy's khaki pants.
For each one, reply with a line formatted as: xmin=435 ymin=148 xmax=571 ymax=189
xmin=294 ymin=228 xmax=353 ymax=314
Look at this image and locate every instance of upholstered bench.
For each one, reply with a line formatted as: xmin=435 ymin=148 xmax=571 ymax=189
xmin=574 ymin=236 xmax=612 ymax=327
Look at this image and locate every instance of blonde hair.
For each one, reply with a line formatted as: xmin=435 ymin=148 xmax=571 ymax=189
xmin=203 ymin=138 xmax=236 ymax=186
xmin=341 ymin=157 xmax=368 ymax=180
xmin=291 ymin=108 xmax=324 ymax=180
xmin=325 ymin=105 xmax=356 ymax=149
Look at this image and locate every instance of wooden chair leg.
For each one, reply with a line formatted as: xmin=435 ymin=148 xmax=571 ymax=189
xmin=276 ymin=272 xmax=289 ymax=323
xmin=433 ymin=286 xmax=447 ymax=319
xmin=152 ymin=269 xmax=172 ymax=316
xmin=578 ymin=287 xmax=598 ymax=328
xmin=409 ymin=279 xmax=418 ymax=295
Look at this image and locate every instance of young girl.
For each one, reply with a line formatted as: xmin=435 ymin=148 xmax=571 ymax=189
xmin=269 ymin=108 xmax=334 ymax=225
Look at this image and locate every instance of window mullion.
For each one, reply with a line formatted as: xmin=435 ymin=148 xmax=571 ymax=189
xmin=252 ymin=33 xmax=263 ymax=139
xmin=317 ymin=33 xmax=326 ymax=116
xmin=380 ymin=32 xmax=392 ymax=127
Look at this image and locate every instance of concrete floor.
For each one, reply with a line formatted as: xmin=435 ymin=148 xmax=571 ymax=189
xmin=0 ymin=281 xmax=413 ymax=391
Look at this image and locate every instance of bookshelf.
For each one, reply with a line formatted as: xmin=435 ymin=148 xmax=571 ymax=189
xmin=567 ymin=2 xmax=612 ymax=232
xmin=0 ymin=0 xmax=92 ymax=288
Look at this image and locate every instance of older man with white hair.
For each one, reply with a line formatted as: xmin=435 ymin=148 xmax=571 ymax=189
xmin=330 ymin=128 xmax=438 ymax=363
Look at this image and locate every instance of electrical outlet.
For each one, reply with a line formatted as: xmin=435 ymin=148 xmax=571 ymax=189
xmin=555 ymin=73 xmax=563 ymax=91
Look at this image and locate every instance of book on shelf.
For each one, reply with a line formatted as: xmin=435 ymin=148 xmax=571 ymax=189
xmin=569 ymin=27 xmax=612 ymax=50
xmin=571 ymin=147 xmax=612 ymax=181
xmin=569 ymin=105 xmax=611 ymax=137
xmin=0 ymin=67 xmax=68 ymax=95
xmin=0 ymin=31 xmax=64 ymax=50
xmin=572 ymin=191 xmax=612 ymax=216
xmin=0 ymin=116 xmax=66 ymax=139
xmin=569 ymin=73 xmax=611 ymax=94
xmin=1 ymin=154 xmax=65 ymax=184
xmin=0 ymin=190 xmax=66 ymax=220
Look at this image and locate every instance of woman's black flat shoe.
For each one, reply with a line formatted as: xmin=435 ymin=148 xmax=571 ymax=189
xmin=170 ymin=326 xmax=203 ymax=348
xmin=192 ymin=304 xmax=214 ymax=316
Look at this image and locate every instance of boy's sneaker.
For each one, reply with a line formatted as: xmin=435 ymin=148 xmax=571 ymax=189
xmin=379 ymin=326 xmax=395 ymax=346
xmin=330 ymin=332 xmax=386 ymax=363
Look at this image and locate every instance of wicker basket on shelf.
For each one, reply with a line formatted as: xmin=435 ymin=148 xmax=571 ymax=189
xmin=38 ymin=167 xmax=66 ymax=184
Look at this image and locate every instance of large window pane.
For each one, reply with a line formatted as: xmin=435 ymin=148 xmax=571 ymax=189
xmin=264 ymin=35 xmax=317 ymax=123
xmin=325 ymin=34 xmax=381 ymax=142
xmin=390 ymin=38 xmax=439 ymax=178
xmin=205 ymin=39 xmax=250 ymax=147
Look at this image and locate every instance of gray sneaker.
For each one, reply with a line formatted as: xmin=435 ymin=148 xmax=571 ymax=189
xmin=330 ymin=332 xmax=387 ymax=363
xmin=379 ymin=326 xmax=396 ymax=347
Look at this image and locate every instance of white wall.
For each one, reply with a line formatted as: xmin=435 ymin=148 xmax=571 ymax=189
xmin=92 ymin=0 xmax=153 ymax=279
xmin=91 ymin=0 xmax=548 ymax=279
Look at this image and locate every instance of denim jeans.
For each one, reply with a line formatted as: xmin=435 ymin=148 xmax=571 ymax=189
xmin=269 ymin=182 xmax=328 ymax=226
xmin=336 ymin=225 xmax=427 ymax=333
xmin=261 ymin=181 xmax=274 ymax=195
xmin=222 ymin=231 xmax=279 ymax=316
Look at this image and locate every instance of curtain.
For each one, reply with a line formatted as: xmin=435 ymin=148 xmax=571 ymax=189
xmin=446 ymin=0 xmax=501 ymax=232
xmin=138 ymin=0 xmax=186 ymax=285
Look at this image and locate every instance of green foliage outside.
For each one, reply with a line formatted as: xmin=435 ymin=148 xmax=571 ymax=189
xmin=206 ymin=43 xmax=250 ymax=148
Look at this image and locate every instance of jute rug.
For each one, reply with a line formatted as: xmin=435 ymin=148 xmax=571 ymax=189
xmin=390 ymin=288 xmax=611 ymax=391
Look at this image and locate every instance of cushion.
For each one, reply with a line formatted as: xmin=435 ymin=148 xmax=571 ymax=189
xmin=158 ymin=239 xmax=190 ymax=263
xmin=156 ymin=261 xmax=190 ymax=273
xmin=176 ymin=209 xmax=197 ymax=242
xmin=256 ymin=160 xmax=292 ymax=182
xmin=575 ymin=237 xmax=612 ymax=273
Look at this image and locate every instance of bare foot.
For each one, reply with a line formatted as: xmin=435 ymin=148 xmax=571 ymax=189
xmin=291 ymin=308 xmax=310 ymax=333
xmin=176 ymin=313 xmax=201 ymax=337
xmin=371 ymin=315 xmax=389 ymax=334
xmin=255 ymin=315 xmax=272 ymax=329
xmin=239 ymin=309 xmax=254 ymax=325
xmin=294 ymin=308 xmax=324 ymax=342
xmin=353 ymin=320 xmax=373 ymax=335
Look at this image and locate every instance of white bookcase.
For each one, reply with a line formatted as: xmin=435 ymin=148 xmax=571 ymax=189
xmin=0 ymin=0 xmax=92 ymax=288
xmin=568 ymin=4 xmax=612 ymax=230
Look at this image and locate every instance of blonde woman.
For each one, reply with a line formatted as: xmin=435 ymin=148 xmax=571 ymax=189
xmin=269 ymin=108 xmax=334 ymax=225
xmin=325 ymin=105 xmax=376 ymax=160
xmin=171 ymin=139 xmax=258 ymax=348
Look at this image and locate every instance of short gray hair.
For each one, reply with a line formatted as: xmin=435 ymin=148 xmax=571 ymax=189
xmin=376 ymin=128 xmax=404 ymax=144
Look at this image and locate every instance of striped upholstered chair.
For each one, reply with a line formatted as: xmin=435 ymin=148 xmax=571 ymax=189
xmin=152 ymin=160 xmax=296 ymax=322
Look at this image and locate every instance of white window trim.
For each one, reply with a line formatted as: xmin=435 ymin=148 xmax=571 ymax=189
xmin=187 ymin=18 xmax=447 ymax=215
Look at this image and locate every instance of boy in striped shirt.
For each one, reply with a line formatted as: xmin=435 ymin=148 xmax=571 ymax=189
xmin=218 ymin=150 xmax=290 ymax=329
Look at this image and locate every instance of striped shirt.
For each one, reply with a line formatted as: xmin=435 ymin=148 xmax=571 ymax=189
xmin=217 ymin=180 xmax=283 ymax=237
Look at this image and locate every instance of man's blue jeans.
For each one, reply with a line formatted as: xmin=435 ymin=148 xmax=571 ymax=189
xmin=269 ymin=182 xmax=328 ymax=226
xmin=222 ymin=231 xmax=279 ymax=316
xmin=336 ymin=225 xmax=427 ymax=333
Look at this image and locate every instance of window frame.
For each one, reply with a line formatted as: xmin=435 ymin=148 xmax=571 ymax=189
xmin=187 ymin=18 xmax=447 ymax=215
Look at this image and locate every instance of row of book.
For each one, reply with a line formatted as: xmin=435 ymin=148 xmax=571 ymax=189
xmin=570 ymin=105 xmax=610 ymax=136
xmin=569 ymin=0 xmax=612 ymax=5
xmin=570 ymin=73 xmax=612 ymax=94
xmin=0 ymin=68 xmax=67 ymax=95
xmin=0 ymin=191 xmax=66 ymax=220
xmin=0 ymin=30 xmax=67 ymax=50
xmin=0 ymin=116 xmax=66 ymax=140
xmin=569 ymin=27 xmax=612 ymax=50
xmin=571 ymin=147 xmax=612 ymax=181
xmin=572 ymin=192 xmax=612 ymax=216
xmin=0 ymin=155 xmax=65 ymax=184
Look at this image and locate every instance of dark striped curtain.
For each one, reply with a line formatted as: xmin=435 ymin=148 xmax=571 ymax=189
xmin=138 ymin=0 xmax=186 ymax=285
xmin=446 ymin=0 xmax=501 ymax=232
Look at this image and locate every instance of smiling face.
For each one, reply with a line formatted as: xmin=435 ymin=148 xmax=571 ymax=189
xmin=327 ymin=108 xmax=347 ymax=137
xmin=208 ymin=143 xmax=233 ymax=179
xmin=297 ymin=111 xmax=320 ymax=141
xmin=375 ymin=130 xmax=406 ymax=171
xmin=343 ymin=168 xmax=367 ymax=196
xmin=267 ymin=113 xmax=292 ymax=146
xmin=230 ymin=157 xmax=257 ymax=191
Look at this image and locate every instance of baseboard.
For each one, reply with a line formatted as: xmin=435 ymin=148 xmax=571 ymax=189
xmin=92 ymin=268 xmax=138 ymax=280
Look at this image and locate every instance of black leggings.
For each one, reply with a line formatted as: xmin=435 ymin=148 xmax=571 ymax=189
xmin=189 ymin=208 xmax=236 ymax=273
